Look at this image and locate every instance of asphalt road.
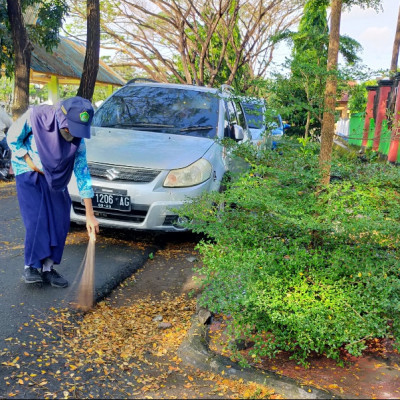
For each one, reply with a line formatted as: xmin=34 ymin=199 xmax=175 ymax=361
xmin=0 ymin=182 xmax=158 ymax=343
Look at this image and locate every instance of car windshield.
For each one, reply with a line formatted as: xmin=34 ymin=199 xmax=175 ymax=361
xmin=242 ymin=103 xmax=264 ymax=129
xmin=92 ymin=85 xmax=219 ymax=138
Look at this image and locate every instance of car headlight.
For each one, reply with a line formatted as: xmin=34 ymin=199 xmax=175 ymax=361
xmin=164 ymin=159 xmax=212 ymax=188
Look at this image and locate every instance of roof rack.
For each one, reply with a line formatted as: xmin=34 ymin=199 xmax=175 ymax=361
xmin=126 ymin=78 xmax=158 ymax=85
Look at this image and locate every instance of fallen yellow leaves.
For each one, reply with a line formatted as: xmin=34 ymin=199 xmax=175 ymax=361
xmin=328 ymin=383 xmax=339 ymax=389
xmin=208 ymin=375 xmax=279 ymax=399
xmin=2 ymin=355 xmax=20 ymax=368
xmin=65 ymin=229 xmax=151 ymax=251
xmin=61 ymin=292 xmax=196 ymax=367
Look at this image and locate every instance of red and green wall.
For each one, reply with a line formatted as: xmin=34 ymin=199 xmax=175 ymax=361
xmin=347 ymin=75 xmax=400 ymax=163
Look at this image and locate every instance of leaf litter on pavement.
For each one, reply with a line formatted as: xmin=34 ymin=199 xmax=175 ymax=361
xmin=0 ymin=243 xmax=281 ymax=399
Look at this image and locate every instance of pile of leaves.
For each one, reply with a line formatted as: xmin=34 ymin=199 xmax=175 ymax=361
xmin=179 ymin=138 xmax=400 ymax=365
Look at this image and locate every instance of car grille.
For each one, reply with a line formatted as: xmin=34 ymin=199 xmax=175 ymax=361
xmin=88 ymin=162 xmax=161 ymax=183
xmin=72 ymin=201 xmax=148 ymax=223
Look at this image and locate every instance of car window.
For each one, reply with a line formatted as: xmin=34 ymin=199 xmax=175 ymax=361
xmin=225 ymin=100 xmax=248 ymax=128
xmin=92 ymin=85 xmax=219 ymax=138
xmin=242 ymin=103 xmax=264 ymax=129
xmin=224 ymin=100 xmax=241 ymax=139
xmin=223 ymin=108 xmax=231 ymax=138
xmin=267 ymin=116 xmax=281 ymax=129
xmin=234 ymin=101 xmax=248 ymax=130
xmin=225 ymin=100 xmax=238 ymax=125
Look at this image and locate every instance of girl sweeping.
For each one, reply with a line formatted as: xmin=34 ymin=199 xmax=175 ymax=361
xmin=7 ymin=96 xmax=99 ymax=288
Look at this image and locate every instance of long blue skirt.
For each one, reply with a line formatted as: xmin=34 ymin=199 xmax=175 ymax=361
xmin=16 ymin=171 xmax=71 ymax=267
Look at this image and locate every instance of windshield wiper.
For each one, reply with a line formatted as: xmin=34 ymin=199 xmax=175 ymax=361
xmin=131 ymin=123 xmax=175 ymax=128
xmin=100 ymin=123 xmax=175 ymax=128
xmin=180 ymin=125 xmax=213 ymax=132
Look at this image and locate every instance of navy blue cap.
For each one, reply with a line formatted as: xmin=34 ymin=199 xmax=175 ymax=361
xmin=60 ymin=96 xmax=94 ymax=139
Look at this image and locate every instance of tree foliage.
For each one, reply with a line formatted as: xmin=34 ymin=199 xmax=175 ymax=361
xmin=267 ymin=0 xmax=363 ymax=138
xmin=1 ymin=0 xmax=67 ymax=117
xmin=0 ymin=0 xmax=68 ymax=79
xmin=347 ymin=80 xmax=373 ymax=114
xmin=67 ymin=0 xmax=304 ymax=90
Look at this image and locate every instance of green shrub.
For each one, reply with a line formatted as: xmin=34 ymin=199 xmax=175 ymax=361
xmin=180 ymin=138 xmax=400 ymax=365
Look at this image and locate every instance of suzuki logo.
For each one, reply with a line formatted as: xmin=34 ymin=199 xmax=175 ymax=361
xmin=105 ymin=168 xmax=120 ymax=181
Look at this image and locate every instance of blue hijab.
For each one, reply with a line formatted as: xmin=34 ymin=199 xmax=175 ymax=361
xmin=30 ymin=103 xmax=81 ymax=191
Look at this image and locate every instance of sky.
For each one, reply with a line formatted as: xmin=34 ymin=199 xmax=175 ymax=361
xmin=340 ymin=0 xmax=399 ymax=71
xmin=272 ymin=0 xmax=399 ymax=74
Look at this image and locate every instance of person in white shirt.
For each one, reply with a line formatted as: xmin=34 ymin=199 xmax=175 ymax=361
xmin=0 ymin=106 xmax=12 ymax=151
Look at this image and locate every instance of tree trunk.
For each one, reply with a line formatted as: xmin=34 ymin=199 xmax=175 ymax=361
xmin=7 ymin=0 xmax=32 ymax=119
xmin=77 ymin=0 xmax=100 ymax=101
xmin=390 ymin=5 xmax=400 ymax=75
xmin=319 ymin=0 xmax=342 ymax=185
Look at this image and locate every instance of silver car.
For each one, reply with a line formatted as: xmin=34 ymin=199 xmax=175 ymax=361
xmin=241 ymin=98 xmax=267 ymax=147
xmin=68 ymin=81 xmax=251 ymax=231
xmin=242 ymin=97 xmax=289 ymax=150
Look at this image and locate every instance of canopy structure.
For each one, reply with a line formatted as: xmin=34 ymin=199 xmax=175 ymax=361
xmin=30 ymin=36 xmax=126 ymax=104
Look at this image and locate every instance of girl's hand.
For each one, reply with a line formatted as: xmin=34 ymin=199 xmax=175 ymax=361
xmin=24 ymin=153 xmax=43 ymax=174
xmin=86 ymin=214 xmax=99 ymax=241
xmin=83 ymin=198 xmax=99 ymax=241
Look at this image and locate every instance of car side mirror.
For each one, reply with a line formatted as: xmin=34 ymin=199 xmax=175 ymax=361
xmin=232 ymin=124 xmax=244 ymax=141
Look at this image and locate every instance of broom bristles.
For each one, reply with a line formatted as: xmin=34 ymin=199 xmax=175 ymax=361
xmin=76 ymin=235 xmax=96 ymax=311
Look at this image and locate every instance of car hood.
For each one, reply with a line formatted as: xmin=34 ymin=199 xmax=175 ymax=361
xmin=87 ymin=127 xmax=215 ymax=170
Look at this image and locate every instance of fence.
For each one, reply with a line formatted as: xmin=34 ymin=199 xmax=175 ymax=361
xmin=346 ymin=73 xmax=400 ymax=163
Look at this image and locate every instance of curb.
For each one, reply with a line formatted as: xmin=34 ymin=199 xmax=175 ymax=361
xmin=178 ymin=318 xmax=341 ymax=399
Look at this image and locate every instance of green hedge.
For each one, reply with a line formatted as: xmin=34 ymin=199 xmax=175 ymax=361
xmin=180 ymin=138 xmax=400 ymax=365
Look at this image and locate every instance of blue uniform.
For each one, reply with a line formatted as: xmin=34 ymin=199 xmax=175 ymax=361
xmin=7 ymin=109 xmax=93 ymax=198
xmin=7 ymin=108 xmax=94 ymax=268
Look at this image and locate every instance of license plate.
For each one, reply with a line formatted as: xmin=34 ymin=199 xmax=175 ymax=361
xmin=92 ymin=192 xmax=131 ymax=211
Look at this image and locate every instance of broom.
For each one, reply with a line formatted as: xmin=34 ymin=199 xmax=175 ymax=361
xmin=76 ymin=231 xmax=96 ymax=311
